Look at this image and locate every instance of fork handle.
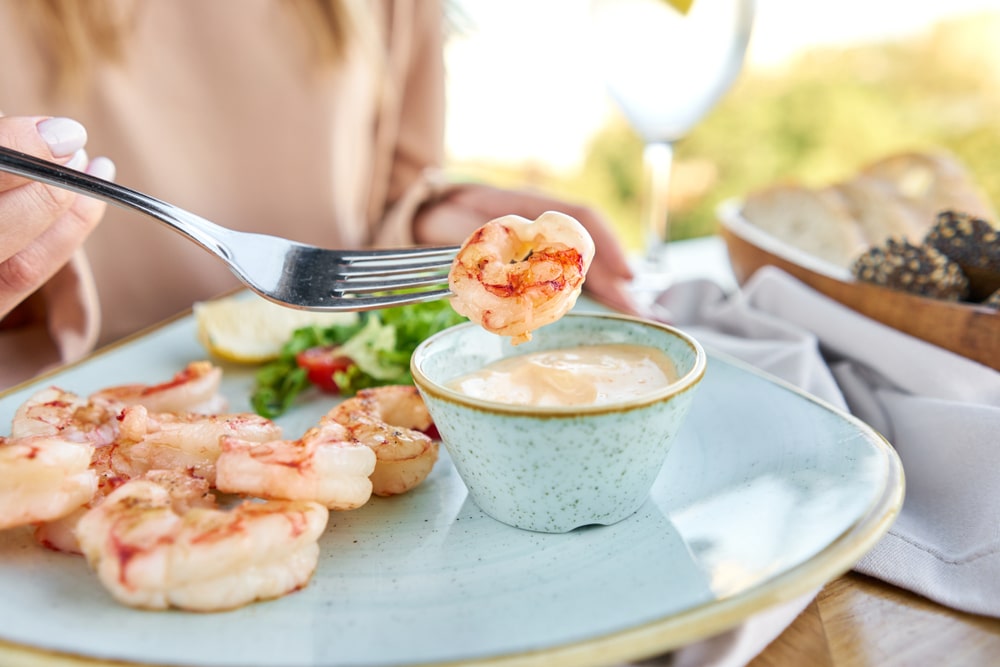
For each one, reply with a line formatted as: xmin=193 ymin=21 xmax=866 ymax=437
xmin=0 ymin=145 xmax=234 ymax=258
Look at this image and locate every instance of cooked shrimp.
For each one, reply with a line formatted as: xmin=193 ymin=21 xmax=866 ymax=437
xmin=90 ymin=361 xmax=227 ymax=414
xmin=33 ymin=506 xmax=89 ymax=553
xmin=323 ymin=385 xmax=439 ymax=497
xmin=35 ymin=433 xmax=217 ymax=555
xmin=448 ymin=211 xmax=595 ymax=344
xmin=34 ymin=468 xmax=215 ymax=555
xmin=0 ymin=435 xmax=97 ymax=531
xmin=75 ymin=479 xmax=328 ymax=611
xmin=5 ymin=387 xmax=117 ymax=539
xmin=113 ymin=404 xmax=282 ymax=483
xmin=11 ymin=387 xmax=121 ymax=445
xmin=216 ymin=422 xmax=375 ymax=510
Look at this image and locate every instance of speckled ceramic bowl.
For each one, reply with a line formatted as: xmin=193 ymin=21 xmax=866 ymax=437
xmin=411 ymin=313 xmax=706 ymax=533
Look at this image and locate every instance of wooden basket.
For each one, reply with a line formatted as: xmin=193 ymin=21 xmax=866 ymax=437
xmin=717 ymin=200 xmax=1000 ymax=371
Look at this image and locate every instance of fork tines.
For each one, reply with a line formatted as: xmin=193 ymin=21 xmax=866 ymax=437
xmin=330 ymin=245 xmax=458 ymax=302
xmin=339 ymin=245 xmax=459 ymax=264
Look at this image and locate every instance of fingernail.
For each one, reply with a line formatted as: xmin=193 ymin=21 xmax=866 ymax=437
xmin=85 ymin=156 xmax=116 ymax=181
xmin=37 ymin=117 xmax=88 ymax=157
xmin=66 ymin=148 xmax=89 ymax=171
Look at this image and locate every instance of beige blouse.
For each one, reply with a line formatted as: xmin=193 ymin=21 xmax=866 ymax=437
xmin=0 ymin=0 xmax=447 ymax=388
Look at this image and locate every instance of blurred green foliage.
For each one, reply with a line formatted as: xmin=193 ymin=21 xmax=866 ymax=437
xmin=671 ymin=14 xmax=1000 ymax=241
xmin=450 ymin=14 xmax=1000 ymax=248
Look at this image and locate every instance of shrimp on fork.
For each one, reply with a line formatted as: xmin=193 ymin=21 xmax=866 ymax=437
xmin=216 ymin=422 xmax=375 ymax=511
xmin=90 ymin=360 xmax=227 ymax=414
xmin=324 ymin=385 xmax=439 ymax=497
xmin=448 ymin=211 xmax=595 ymax=344
xmin=75 ymin=478 xmax=328 ymax=611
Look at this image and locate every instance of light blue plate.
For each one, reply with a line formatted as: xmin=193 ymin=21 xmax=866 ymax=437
xmin=0 ymin=310 xmax=903 ymax=667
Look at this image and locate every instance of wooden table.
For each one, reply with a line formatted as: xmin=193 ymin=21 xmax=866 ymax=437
xmin=672 ymin=236 xmax=1000 ymax=666
xmin=751 ymin=573 xmax=1000 ymax=665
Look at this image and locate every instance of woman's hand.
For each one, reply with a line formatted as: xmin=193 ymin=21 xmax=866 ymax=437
xmin=0 ymin=116 xmax=115 ymax=320
xmin=414 ymin=183 xmax=640 ymax=315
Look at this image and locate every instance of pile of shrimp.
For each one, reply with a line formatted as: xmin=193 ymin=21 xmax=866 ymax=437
xmin=0 ymin=361 xmax=439 ymax=612
xmin=448 ymin=211 xmax=595 ymax=345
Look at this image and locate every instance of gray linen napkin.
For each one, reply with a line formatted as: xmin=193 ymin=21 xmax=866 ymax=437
xmin=623 ymin=265 xmax=1000 ymax=667
xmin=656 ymin=265 xmax=1000 ymax=617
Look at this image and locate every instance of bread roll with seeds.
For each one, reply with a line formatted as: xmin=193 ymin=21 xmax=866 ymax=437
xmin=851 ymin=238 xmax=969 ymax=301
xmin=924 ymin=211 xmax=1000 ymax=272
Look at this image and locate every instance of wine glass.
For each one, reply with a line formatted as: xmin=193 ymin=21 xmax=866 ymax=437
xmin=590 ymin=0 xmax=755 ymax=303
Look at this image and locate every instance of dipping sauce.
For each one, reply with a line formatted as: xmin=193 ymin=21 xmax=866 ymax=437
xmin=446 ymin=343 xmax=678 ymax=407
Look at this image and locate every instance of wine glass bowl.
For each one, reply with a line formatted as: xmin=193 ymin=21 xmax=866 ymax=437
xmin=593 ymin=0 xmax=755 ymax=143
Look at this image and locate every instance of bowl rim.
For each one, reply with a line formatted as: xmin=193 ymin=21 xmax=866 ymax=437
xmin=410 ymin=312 xmax=707 ymax=416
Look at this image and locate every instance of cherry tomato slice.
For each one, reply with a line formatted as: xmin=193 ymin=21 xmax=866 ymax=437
xmin=295 ymin=347 xmax=354 ymax=393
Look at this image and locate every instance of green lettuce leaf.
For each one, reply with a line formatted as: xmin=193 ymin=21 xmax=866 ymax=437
xmin=250 ymin=300 xmax=465 ymax=418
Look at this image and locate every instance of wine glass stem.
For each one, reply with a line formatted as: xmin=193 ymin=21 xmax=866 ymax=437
xmin=642 ymin=140 xmax=674 ymax=268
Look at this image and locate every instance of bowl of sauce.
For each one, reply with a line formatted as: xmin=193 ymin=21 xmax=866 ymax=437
xmin=411 ymin=313 xmax=706 ymax=533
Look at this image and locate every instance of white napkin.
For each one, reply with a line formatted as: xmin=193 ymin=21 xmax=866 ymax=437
xmin=627 ymin=265 xmax=1000 ymax=666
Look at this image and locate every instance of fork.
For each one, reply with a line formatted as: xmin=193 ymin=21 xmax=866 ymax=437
xmin=0 ymin=145 xmax=459 ymax=311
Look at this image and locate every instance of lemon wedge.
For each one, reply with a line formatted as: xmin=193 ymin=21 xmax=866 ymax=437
xmin=662 ymin=0 xmax=694 ymax=15
xmin=193 ymin=293 xmax=358 ymax=363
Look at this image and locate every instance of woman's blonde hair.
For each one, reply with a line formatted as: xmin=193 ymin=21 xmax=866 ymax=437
xmin=21 ymin=0 xmax=365 ymax=96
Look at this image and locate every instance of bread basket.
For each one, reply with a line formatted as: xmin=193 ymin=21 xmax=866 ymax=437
xmin=718 ymin=199 xmax=1000 ymax=371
